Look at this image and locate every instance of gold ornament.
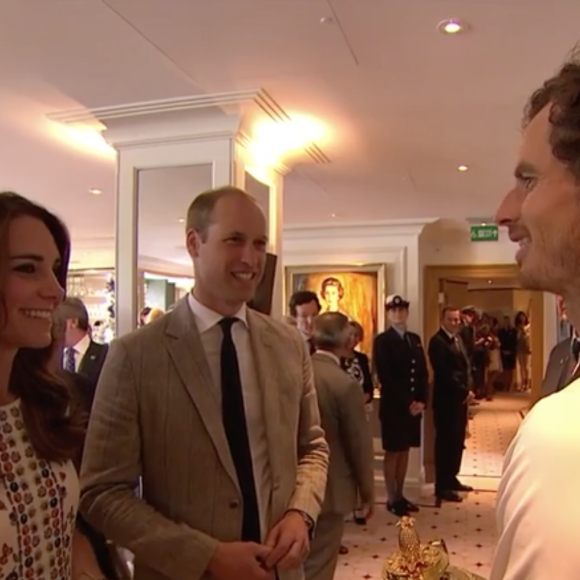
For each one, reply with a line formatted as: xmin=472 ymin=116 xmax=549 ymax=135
xmin=382 ymin=516 xmax=486 ymax=580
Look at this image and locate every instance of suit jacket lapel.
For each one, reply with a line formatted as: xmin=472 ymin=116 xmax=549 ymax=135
xmin=164 ymin=298 xmax=238 ymax=488
xmin=247 ymin=311 xmax=283 ymax=491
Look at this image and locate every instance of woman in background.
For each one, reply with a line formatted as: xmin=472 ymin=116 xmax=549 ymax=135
xmin=341 ymin=320 xmax=374 ymax=405
xmin=0 ymin=192 xmax=105 ymax=579
xmin=515 ymin=311 xmax=531 ymax=391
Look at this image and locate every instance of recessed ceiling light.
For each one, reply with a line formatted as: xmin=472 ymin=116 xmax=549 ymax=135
xmin=457 ymin=164 xmax=469 ymax=172
xmin=438 ymin=19 xmax=464 ymax=35
xmin=89 ymin=188 xmax=102 ymax=195
xmin=331 ymin=213 xmax=337 ymax=218
xmin=178 ymin=218 xmax=185 ymax=223
xmin=488 ymin=280 xmax=493 ymax=284
xmin=320 ymin=16 xmax=334 ymax=24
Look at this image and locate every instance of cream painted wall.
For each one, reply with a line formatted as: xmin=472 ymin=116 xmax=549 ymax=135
xmin=283 ymin=219 xmax=434 ymax=491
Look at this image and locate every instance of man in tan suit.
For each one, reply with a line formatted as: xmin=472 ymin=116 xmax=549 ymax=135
xmin=80 ymin=186 xmax=329 ymax=580
xmin=304 ymin=312 xmax=375 ymax=580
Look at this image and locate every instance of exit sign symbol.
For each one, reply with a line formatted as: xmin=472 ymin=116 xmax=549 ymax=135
xmin=470 ymin=224 xmax=499 ymax=242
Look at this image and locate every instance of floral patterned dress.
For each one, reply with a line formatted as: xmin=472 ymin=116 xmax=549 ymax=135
xmin=0 ymin=399 xmax=79 ymax=580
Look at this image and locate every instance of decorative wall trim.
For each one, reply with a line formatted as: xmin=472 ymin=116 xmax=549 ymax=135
xmin=47 ymin=89 xmax=262 ymax=125
xmin=284 ymin=218 xmax=437 ymax=240
xmin=47 ymin=89 xmax=329 ymax=167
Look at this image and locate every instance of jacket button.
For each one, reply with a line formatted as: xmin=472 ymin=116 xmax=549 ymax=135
xmin=229 ymin=499 xmax=240 ymax=509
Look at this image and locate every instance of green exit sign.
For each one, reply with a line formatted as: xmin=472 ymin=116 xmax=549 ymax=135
xmin=470 ymin=224 xmax=499 ymax=242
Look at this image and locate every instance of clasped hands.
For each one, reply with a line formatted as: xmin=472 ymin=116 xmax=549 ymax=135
xmin=208 ymin=510 xmax=309 ymax=580
xmin=409 ymin=401 xmax=425 ymax=416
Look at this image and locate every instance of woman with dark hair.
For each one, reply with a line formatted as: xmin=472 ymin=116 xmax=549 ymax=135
xmin=0 ymin=192 xmax=106 ymax=579
xmin=515 ymin=310 xmax=531 ymax=391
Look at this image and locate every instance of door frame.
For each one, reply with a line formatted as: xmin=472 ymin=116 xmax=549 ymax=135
xmin=421 ymin=264 xmax=544 ymax=483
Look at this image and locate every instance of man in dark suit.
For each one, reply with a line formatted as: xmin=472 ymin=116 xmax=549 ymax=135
xmin=289 ymin=290 xmax=321 ymax=355
xmin=428 ymin=306 xmax=474 ymax=503
xmin=373 ymin=295 xmax=428 ymax=517
xmin=59 ymin=296 xmax=108 ymax=408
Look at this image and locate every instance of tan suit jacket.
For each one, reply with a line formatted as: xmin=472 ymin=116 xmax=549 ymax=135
xmin=80 ymin=298 xmax=329 ymax=580
xmin=311 ymin=352 xmax=375 ymax=516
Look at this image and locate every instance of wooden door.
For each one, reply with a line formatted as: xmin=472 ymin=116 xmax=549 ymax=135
xmin=441 ymin=279 xmax=470 ymax=311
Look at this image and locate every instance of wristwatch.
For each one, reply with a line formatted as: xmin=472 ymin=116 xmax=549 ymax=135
xmin=289 ymin=509 xmax=315 ymax=538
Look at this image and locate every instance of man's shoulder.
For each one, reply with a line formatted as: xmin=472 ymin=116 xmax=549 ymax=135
xmin=519 ymin=380 xmax=580 ymax=451
xmin=549 ymin=337 xmax=570 ymax=358
xmin=314 ymin=357 xmax=358 ymax=394
xmin=112 ymin=314 xmax=168 ymax=351
xmin=249 ymin=310 xmax=303 ymax=343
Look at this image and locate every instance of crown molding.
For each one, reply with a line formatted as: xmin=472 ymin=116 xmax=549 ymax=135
xmin=283 ymin=218 xmax=438 ymax=240
xmin=47 ymin=89 xmax=330 ymax=167
xmin=46 ymin=89 xmax=262 ymax=125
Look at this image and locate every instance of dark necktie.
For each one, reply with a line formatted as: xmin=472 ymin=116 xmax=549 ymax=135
xmin=65 ymin=347 xmax=76 ymax=373
xmin=218 ymin=317 xmax=261 ymax=542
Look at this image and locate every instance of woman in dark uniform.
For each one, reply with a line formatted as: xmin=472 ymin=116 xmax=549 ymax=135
xmin=373 ymin=295 xmax=429 ymax=517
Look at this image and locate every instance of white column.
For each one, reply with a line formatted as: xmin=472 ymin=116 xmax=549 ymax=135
xmin=110 ymin=136 xmax=238 ymax=337
xmin=49 ymin=92 xmax=328 ymax=332
xmin=115 ymin=153 xmax=139 ymax=338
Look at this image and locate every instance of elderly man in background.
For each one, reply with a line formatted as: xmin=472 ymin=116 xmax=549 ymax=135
xmin=305 ymin=312 xmax=375 ymax=580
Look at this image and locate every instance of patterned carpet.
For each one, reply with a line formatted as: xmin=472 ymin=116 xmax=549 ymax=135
xmin=337 ymin=492 xmax=497 ymax=579
xmin=338 ymin=394 xmax=528 ymax=579
xmin=460 ymin=395 xmax=527 ymax=479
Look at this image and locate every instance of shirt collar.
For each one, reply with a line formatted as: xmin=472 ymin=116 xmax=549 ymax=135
xmin=442 ymin=327 xmax=455 ymax=340
xmin=72 ymin=333 xmax=91 ymax=357
xmin=187 ymin=293 xmax=248 ymax=333
xmin=315 ymin=350 xmax=341 ymax=365
xmin=391 ymin=324 xmax=406 ymax=337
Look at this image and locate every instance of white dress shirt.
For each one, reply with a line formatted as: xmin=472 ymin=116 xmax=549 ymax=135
xmin=491 ymin=377 xmax=580 ymax=579
xmin=187 ymin=293 xmax=272 ymax=540
xmin=66 ymin=333 xmax=91 ymax=372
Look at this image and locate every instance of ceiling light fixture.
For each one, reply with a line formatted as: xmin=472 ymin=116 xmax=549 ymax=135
xmin=458 ymin=164 xmax=469 ymax=172
xmin=320 ymin=16 xmax=334 ymax=25
xmin=438 ymin=19 xmax=464 ymax=35
xmin=89 ymin=188 xmax=102 ymax=195
xmin=178 ymin=218 xmax=185 ymax=224
xmin=331 ymin=213 xmax=337 ymax=218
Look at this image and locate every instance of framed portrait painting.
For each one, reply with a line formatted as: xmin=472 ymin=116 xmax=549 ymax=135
xmin=285 ymin=264 xmax=386 ymax=355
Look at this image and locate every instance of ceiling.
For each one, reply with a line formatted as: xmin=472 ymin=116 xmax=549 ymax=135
xmin=1 ymin=0 xmax=580 ymax=267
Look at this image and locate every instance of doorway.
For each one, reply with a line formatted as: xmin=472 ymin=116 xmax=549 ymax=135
xmin=422 ymin=264 xmax=544 ymax=484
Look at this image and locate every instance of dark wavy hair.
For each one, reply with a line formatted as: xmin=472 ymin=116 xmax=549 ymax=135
xmin=525 ymin=50 xmax=580 ymax=180
xmin=0 ymin=192 xmax=84 ymax=462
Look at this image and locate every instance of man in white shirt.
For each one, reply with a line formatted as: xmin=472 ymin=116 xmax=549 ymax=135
xmin=492 ymin=55 xmax=580 ymax=579
xmin=80 ymin=186 xmax=329 ymax=580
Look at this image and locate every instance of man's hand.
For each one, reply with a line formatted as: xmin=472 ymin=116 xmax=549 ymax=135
xmin=465 ymin=390 xmax=476 ymax=403
xmin=409 ymin=401 xmax=425 ymax=416
xmin=207 ymin=542 xmax=275 ymax=580
xmin=264 ymin=510 xmax=310 ymax=571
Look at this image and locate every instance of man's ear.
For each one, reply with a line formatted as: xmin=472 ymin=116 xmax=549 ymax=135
xmin=186 ymin=228 xmax=201 ymax=258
